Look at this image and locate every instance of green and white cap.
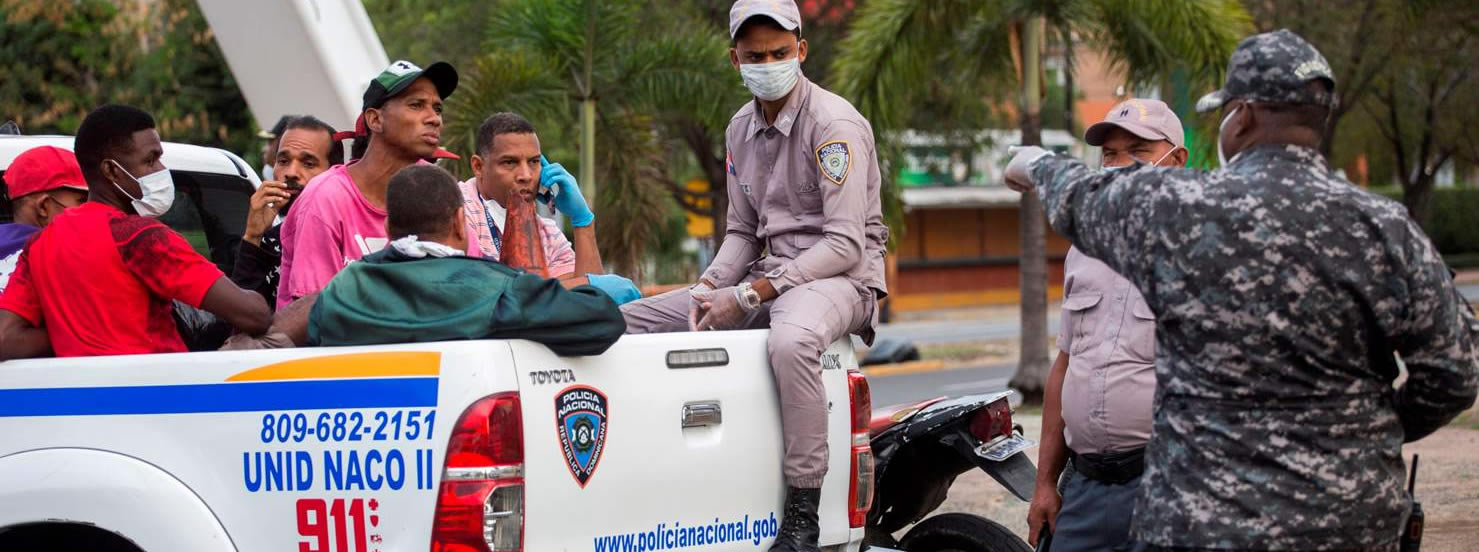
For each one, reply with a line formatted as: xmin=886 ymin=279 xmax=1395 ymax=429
xmin=361 ymin=60 xmax=458 ymax=112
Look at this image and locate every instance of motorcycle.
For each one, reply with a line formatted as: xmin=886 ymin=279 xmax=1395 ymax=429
xmin=864 ymin=392 xmax=1038 ymax=552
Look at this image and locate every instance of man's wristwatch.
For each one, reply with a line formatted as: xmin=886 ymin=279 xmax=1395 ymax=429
xmin=736 ymin=282 xmax=763 ymax=312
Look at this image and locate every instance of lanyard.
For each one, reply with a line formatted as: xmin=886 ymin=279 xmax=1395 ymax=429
xmin=478 ymin=193 xmax=502 ymax=255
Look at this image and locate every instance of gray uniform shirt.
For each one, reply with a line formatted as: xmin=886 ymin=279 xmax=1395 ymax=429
xmin=702 ymin=77 xmax=888 ymax=301
xmin=1058 ymin=247 xmax=1156 ymax=455
xmin=1030 ymin=143 xmax=1479 ymax=550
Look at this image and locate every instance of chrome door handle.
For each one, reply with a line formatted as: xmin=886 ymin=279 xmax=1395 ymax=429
xmin=681 ymin=401 xmax=722 ymax=428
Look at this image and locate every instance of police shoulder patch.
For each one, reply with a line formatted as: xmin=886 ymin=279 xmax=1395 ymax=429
xmin=815 ymin=140 xmax=851 ymax=185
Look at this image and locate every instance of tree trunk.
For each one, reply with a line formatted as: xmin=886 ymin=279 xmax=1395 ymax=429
xmin=679 ymin=123 xmax=729 ymax=245
xmin=1402 ymin=175 xmax=1436 ymax=228
xmin=580 ymin=98 xmax=597 ymax=202
xmin=1060 ymin=25 xmax=1075 ymax=135
xmin=1009 ymin=17 xmax=1050 ymax=403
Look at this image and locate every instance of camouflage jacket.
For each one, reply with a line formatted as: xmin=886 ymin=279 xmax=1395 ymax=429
xmin=1029 ymin=143 xmax=1479 ymax=550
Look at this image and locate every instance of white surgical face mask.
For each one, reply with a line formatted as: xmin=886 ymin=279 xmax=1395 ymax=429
xmin=1100 ymin=146 xmax=1178 ymax=170
xmin=110 ymin=160 xmax=175 ymax=217
xmin=1217 ymin=106 xmax=1241 ymax=167
xmin=740 ymin=58 xmax=801 ymax=101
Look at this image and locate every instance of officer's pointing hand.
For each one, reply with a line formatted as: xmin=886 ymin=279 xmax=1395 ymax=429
xmin=538 ymin=155 xmax=594 ymax=227
xmin=1004 ymin=145 xmax=1051 ymax=193
xmin=691 ymin=285 xmax=755 ymax=331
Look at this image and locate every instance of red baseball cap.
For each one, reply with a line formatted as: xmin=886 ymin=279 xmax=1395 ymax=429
xmin=6 ymin=146 xmax=88 ymax=199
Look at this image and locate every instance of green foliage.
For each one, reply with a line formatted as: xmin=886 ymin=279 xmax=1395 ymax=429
xmin=0 ymin=1 xmax=131 ymax=133
xmin=419 ymin=0 xmax=741 ymax=278
xmin=829 ymin=0 xmax=1250 ymax=247
xmin=361 ymin=0 xmax=504 ymax=69
xmin=131 ymin=0 xmax=254 ymax=155
xmin=1373 ymin=186 xmax=1479 ymax=255
xmin=0 ymin=0 xmax=254 ymax=159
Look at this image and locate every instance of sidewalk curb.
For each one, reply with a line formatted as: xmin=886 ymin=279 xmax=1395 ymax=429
xmin=863 ymin=358 xmax=1007 ymax=378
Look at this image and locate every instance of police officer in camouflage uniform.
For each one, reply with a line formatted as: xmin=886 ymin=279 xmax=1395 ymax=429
xmin=621 ymin=1 xmax=887 ymax=550
xmin=1004 ymin=29 xmax=1479 ymax=551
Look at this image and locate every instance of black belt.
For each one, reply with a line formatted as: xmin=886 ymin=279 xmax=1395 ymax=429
xmin=1070 ymin=447 xmax=1145 ymax=485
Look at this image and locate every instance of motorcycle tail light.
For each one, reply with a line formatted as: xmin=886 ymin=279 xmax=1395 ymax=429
xmin=969 ymin=398 xmax=1013 ymax=443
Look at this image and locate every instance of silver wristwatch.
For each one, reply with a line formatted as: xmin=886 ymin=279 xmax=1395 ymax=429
xmin=736 ymin=282 xmax=763 ymax=311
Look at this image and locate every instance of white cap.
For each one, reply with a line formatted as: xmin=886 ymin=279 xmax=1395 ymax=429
xmin=728 ymin=0 xmax=802 ymax=40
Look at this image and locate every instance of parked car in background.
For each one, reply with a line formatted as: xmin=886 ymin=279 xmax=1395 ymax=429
xmin=0 ymin=134 xmax=259 ymax=275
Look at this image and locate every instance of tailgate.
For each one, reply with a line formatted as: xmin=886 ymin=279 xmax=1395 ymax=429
xmin=513 ymin=331 xmax=858 ymax=551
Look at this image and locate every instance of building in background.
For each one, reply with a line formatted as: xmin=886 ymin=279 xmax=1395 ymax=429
xmin=888 ymin=42 xmax=1145 ymax=313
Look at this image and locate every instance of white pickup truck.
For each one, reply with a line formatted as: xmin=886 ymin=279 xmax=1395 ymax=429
xmin=0 ymin=333 xmax=874 ymax=552
xmin=0 ymin=135 xmax=1037 ymax=552
xmin=0 ymin=135 xmax=875 ymax=551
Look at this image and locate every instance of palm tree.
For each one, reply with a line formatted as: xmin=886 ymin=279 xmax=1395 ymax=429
xmin=831 ymin=0 xmax=1250 ymax=398
xmin=441 ymin=0 xmax=744 ymax=277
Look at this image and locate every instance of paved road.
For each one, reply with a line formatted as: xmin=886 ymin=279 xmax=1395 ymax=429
xmin=868 ymin=361 xmax=1017 ymax=408
xmin=876 ymin=285 xmax=1479 ymax=346
xmin=873 ymin=315 xmax=1059 ymax=346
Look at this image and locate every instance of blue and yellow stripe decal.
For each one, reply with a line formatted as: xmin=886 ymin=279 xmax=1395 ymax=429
xmin=0 ymin=352 xmax=440 ymax=418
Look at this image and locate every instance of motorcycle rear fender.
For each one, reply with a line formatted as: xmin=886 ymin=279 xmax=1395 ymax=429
xmin=941 ymin=428 xmax=1037 ymax=502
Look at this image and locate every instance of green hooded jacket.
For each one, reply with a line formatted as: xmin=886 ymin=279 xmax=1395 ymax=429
xmin=307 ymin=247 xmax=625 ymax=356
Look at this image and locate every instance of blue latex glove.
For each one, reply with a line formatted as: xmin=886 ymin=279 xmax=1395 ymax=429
xmin=586 ymin=273 xmax=641 ymax=305
xmin=539 ymin=155 xmax=594 ymax=227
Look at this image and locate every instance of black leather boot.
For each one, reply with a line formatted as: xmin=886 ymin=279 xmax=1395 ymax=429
xmin=768 ymin=486 xmax=821 ymax=552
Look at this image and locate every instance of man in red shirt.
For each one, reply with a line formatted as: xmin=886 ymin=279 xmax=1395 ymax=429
xmin=0 ymin=104 xmax=270 ymax=358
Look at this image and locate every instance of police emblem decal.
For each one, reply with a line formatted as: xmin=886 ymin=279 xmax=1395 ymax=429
xmin=816 ymin=141 xmax=851 ymax=185
xmin=555 ymin=385 xmax=609 ymax=487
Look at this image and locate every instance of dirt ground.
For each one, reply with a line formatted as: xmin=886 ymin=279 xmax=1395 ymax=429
xmin=917 ymin=408 xmax=1479 ymax=550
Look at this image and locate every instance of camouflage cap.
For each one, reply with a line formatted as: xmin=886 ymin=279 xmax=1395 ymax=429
xmin=1195 ymin=29 xmax=1335 ymax=113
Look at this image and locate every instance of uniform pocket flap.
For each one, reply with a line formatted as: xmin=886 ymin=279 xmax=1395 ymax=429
xmin=1062 ymin=293 xmax=1102 ymax=311
xmin=1131 ymin=300 xmax=1155 ymax=320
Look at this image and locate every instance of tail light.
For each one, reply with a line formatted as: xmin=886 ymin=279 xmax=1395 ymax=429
xmin=846 ymin=370 xmax=874 ymax=528
xmin=432 ymin=392 xmax=524 ymax=552
xmin=969 ymin=398 xmax=1013 ymax=443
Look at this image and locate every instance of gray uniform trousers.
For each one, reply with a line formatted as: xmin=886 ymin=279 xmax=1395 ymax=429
xmin=1053 ymin=461 xmax=1141 ymax=552
xmin=621 ymin=265 xmax=873 ymax=488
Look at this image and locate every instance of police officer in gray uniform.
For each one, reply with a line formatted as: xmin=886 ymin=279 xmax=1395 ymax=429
xmin=1005 ymin=29 xmax=1478 ymax=551
xmin=621 ymin=1 xmax=887 ymax=550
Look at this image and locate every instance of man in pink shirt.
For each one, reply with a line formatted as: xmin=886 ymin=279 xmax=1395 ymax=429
xmin=460 ymin=112 xmax=639 ymax=304
xmin=1027 ymin=99 xmax=1187 ymax=551
xmin=276 ymin=60 xmax=463 ymax=309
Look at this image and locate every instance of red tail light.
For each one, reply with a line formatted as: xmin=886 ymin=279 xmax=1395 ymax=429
xmin=432 ymin=392 xmax=524 ymax=552
xmin=969 ymin=398 xmax=1013 ymax=443
xmin=846 ymin=370 xmax=874 ymax=528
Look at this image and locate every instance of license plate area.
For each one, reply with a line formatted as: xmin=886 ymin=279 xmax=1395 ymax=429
xmin=975 ymin=432 xmax=1035 ymax=462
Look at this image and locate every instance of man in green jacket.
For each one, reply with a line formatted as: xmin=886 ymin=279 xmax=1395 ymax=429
xmin=307 ymin=164 xmax=624 ymax=356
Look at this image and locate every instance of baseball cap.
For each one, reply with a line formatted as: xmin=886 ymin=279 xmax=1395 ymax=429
xmin=729 ymin=0 xmax=802 ymax=40
xmin=361 ymin=60 xmax=458 ymax=113
xmin=1196 ymin=29 xmax=1336 ymax=113
xmin=1085 ymin=99 xmax=1185 ymax=149
xmin=5 ymin=146 xmax=87 ymax=199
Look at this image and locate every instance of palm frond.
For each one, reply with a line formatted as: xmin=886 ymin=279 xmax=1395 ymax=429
xmin=1082 ymin=0 xmax=1251 ymax=91
xmin=593 ymin=109 xmax=672 ymax=278
xmin=829 ymin=0 xmax=999 ymax=132
xmin=441 ymin=50 xmax=569 ymax=178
